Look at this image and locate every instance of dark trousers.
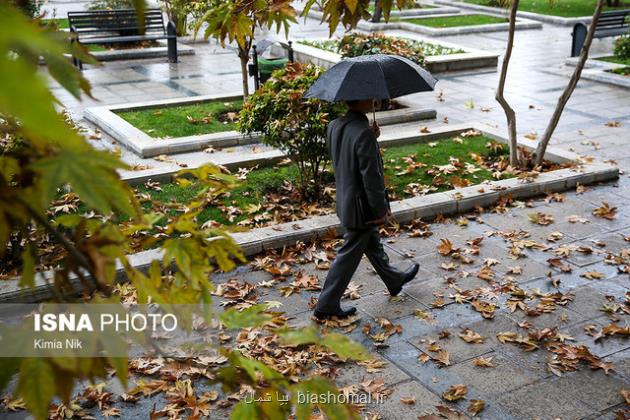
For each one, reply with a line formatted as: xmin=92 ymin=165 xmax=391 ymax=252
xmin=316 ymin=227 xmax=406 ymax=313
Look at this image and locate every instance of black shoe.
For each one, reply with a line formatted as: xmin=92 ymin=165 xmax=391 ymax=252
xmin=390 ymin=263 xmax=420 ymax=297
xmin=313 ymin=306 xmax=357 ymax=320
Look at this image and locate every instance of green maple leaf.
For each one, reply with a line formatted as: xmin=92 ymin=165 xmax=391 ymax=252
xmin=31 ymin=147 xmax=136 ymax=216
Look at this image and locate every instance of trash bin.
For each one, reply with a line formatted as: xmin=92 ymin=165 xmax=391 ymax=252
xmin=258 ymin=57 xmax=289 ymax=83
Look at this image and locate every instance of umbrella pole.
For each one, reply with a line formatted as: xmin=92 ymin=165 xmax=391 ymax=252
xmin=372 ymin=100 xmax=376 ymax=125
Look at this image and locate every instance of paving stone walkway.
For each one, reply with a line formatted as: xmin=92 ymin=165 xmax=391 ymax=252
xmin=39 ymin=3 xmax=630 ymax=419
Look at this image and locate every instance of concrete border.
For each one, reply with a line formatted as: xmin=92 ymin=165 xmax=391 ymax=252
xmin=356 ymin=12 xmax=542 ymax=35
xmin=565 ymin=55 xmax=630 ymax=89
xmin=85 ymin=93 xmax=437 ymax=158
xmin=300 ymin=3 xmax=462 ymax=18
xmin=432 ymin=0 xmax=593 ymax=26
xmin=1 ymin=123 xmax=618 ymax=303
xmin=273 ymin=36 xmax=499 ymax=74
xmin=66 ymin=40 xmax=195 ymax=62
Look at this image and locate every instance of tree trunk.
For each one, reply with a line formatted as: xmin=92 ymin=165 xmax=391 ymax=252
xmin=534 ymin=0 xmax=605 ymax=166
xmin=371 ymin=0 xmax=383 ymax=22
xmin=238 ymin=47 xmax=250 ymax=101
xmin=495 ymin=0 xmax=520 ymax=167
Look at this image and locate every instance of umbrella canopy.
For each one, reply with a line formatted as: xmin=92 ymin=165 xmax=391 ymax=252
xmin=304 ymin=54 xmax=438 ymax=102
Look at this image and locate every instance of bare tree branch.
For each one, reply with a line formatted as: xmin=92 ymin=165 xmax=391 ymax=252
xmin=534 ymin=0 xmax=605 ymax=165
xmin=495 ymin=0 xmax=520 ymax=167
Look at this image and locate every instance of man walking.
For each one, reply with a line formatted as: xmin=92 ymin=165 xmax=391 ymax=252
xmin=314 ymin=99 xmax=420 ymax=320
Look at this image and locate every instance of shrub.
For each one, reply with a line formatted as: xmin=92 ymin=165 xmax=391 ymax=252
xmin=318 ymin=33 xmax=463 ymax=66
xmin=614 ymin=34 xmax=630 ymax=60
xmin=11 ymin=0 xmax=41 ymax=17
xmin=238 ymin=63 xmax=347 ymax=200
xmin=88 ymin=0 xmax=134 ymax=10
xmin=338 ymin=32 xmax=427 ymax=66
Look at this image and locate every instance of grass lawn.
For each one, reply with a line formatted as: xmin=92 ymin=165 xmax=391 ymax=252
xmin=116 ymin=100 xmax=243 ymax=138
xmin=368 ymin=2 xmax=432 ymax=11
xmin=598 ymin=56 xmax=630 ymax=66
xmin=611 ymin=67 xmax=630 ymax=75
xmin=136 ymin=134 xmax=509 ymax=226
xmin=596 ymin=56 xmax=630 ymax=76
xmin=464 ymin=0 xmax=629 ymax=17
xmin=43 ymin=18 xmax=70 ymax=29
xmin=403 ymin=13 xmax=507 ymax=27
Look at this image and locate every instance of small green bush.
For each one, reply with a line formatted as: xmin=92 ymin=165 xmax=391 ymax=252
xmin=337 ymin=32 xmax=427 ymax=66
xmin=12 ymin=0 xmax=41 ymax=17
xmin=614 ymin=34 xmax=630 ymax=60
xmin=238 ymin=63 xmax=346 ymax=200
xmin=88 ymin=0 xmax=134 ymax=10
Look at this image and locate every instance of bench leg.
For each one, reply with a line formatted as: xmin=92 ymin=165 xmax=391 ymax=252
xmin=167 ymin=21 xmax=178 ymax=63
xmin=571 ymin=23 xmax=588 ymax=57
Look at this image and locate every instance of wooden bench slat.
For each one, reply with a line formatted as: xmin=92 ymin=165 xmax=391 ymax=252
xmin=78 ymin=35 xmax=174 ymax=44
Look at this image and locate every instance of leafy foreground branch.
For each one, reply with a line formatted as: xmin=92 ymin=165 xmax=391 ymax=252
xmin=0 ymin=4 xmax=372 ymax=419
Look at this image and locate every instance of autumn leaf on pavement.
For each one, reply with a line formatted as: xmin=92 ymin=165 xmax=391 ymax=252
xmin=566 ymin=215 xmax=590 ymax=224
xmin=415 ymin=308 xmax=435 ymax=324
xmin=400 ymin=396 xmax=416 ymax=405
xmin=593 ymin=202 xmax=617 ymax=220
xmin=471 ymin=299 xmax=496 ymax=319
xmin=529 ymin=212 xmax=554 ymax=226
xmin=436 ymin=405 xmax=467 ymax=419
xmin=437 ymin=238 xmax=458 ymax=256
xmin=547 ymin=258 xmax=572 ymax=273
xmin=581 ymin=271 xmax=604 ymax=280
xmin=473 ymin=357 xmax=495 ymax=367
xmin=459 ymin=329 xmax=486 ymax=344
xmin=434 ymin=350 xmax=451 ymax=367
xmin=468 ymin=399 xmax=485 ymax=417
xmin=621 ymin=389 xmax=630 ymax=404
xmin=507 ymin=266 xmax=523 ymax=275
xmin=357 ymin=359 xmax=387 ymax=373
xmin=476 ymin=266 xmax=495 ymax=282
xmin=442 ymin=384 xmax=468 ymax=402
xmin=361 ymin=378 xmax=392 ymax=399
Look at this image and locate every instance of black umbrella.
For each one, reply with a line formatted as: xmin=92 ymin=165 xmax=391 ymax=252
xmin=304 ymin=54 xmax=438 ymax=111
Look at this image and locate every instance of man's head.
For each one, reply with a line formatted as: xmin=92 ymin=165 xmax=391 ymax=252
xmin=345 ymin=99 xmax=374 ymax=114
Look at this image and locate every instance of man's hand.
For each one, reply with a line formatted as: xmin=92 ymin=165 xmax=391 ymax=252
xmin=367 ymin=211 xmax=391 ymax=226
xmin=371 ymin=120 xmax=381 ymax=139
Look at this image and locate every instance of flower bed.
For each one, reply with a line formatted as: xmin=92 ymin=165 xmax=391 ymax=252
xmin=301 ymin=33 xmax=464 ymax=67
xmin=402 ymin=13 xmax=508 ymax=27
xmin=286 ymin=33 xmax=500 ymax=73
xmin=116 ymin=99 xmax=243 ymax=138
xmin=85 ymin=93 xmax=437 ymax=157
xmin=130 ymin=133 xmax=515 ymax=228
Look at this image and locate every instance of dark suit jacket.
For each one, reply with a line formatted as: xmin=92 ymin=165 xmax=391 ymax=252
xmin=327 ymin=110 xmax=389 ymax=229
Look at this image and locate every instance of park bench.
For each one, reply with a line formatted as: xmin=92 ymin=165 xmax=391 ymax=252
xmin=571 ymin=10 xmax=630 ymax=57
xmin=67 ymin=8 xmax=177 ymax=69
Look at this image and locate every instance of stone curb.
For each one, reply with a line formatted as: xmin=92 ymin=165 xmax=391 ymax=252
xmin=300 ymin=4 xmax=462 ymax=18
xmin=431 ymin=0 xmax=593 ymax=26
xmin=270 ymin=38 xmax=499 ymax=74
xmin=85 ymin=94 xmax=437 ymax=158
xmin=77 ymin=41 xmax=194 ymax=62
xmin=356 ymin=13 xmax=542 ymax=36
xmin=0 ymin=123 xmax=619 ymax=303
xmin=564 ymin=55 xmax=630 ymax=89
